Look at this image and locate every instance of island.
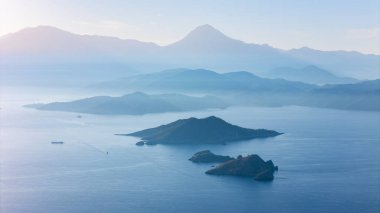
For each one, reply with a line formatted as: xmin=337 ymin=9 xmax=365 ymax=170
xmin=123 ymin=116 xmax=282 ymax=145
xmin=189 ymin=150 xmax=234 ymax=163
xmin=135 ymin=141 xmax=145 ymax=146
xmin=206 ymin=154 xmax=277 ymax=181
xmin=24 ymin=92 xmax=228 ymax=115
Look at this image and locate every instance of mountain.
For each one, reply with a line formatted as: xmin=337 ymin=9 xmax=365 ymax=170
xmin=288 ymin=47 xmax=380 ymax=80
xmin=0 ymin=26 xmax=160 ymax=87
xmin=165 ymin=25 xmax=297 ymax=62
xmin=1 ymin=25 xmax=379 ymax=82
xmin=264 ymin=65 xmax=358 ymax=85
xmin=125 ymin=116 xmax=282 ymax=144
xmin=87 ymin=69 xmax=380 ymax=111
xmin=299 ymin=80 xmax=380 ymax=111
xmin=159 ymin=25 xmax=307 ymax=72
xmin=314 ymin=79 xmax=380 ymax=93
xmin=24 ymin=92 xmax=228 ymax=115
xmin=92 ymin=68 xmax=317 ymax=93
xmin=166 ymin=25 xmax=240 ymax=52
xmin=90 ymin=68 xmax=319 ymax=108
xmin=0 ymin=26 xmax=159 ymax=60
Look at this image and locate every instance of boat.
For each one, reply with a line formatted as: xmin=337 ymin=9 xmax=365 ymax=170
xmin=51 ymin=141 xmax=64 ymax=144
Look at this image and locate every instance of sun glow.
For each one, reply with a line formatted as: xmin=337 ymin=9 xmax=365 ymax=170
xmin=0 ymin=0 xmax=60 ymax=36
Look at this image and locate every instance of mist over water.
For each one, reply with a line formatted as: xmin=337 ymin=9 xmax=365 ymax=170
xmin=1 ymin=2 xmax=379 ymax=212
xmin=1 ymin=87 xmax=379 ymax=213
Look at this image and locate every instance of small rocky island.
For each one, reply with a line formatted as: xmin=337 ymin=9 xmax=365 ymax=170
xmin=124 ymin=116 xmax=282 ymax=145
xmin=135 ymin=141 xmax=145 ymax=146
xmin=206 ymin=154 xmax=277 ymax=181
xmin=189 ymin=150 xmax=234 ymax=163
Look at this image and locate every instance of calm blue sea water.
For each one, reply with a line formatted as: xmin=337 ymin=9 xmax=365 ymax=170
xmin=1 ymin=88 xmax=379 ymax=213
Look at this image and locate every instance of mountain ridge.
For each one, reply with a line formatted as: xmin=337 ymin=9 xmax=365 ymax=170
xmin=1 ymin=25 xmax=379 ymax=79
xmin=91 ymin=68 xmax=317 ymax=93
xmin=263 ymin=65 xmax=357 ymax=85
xmin=2 ymin=25 xmax=378 ymax=56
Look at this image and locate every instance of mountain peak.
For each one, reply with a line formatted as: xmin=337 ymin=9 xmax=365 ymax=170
xmin=191 ymin=24 xmax=220 ymax=33
xmin=14 ymin=25 xmax=74 ymax=37
xmin=166 ymin=24 xmax=243 ymax=50
xmin=185 ymin=24 xmax=228 ymax=39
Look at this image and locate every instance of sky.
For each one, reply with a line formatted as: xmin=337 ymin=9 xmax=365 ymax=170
xmin=1 ymin=0 xmax=379 ymax=54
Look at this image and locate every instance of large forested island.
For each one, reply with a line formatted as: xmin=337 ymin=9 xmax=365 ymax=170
xmin=124 ymin=116 xmax=282 ymax=145
xmin=24 ymin=92 xmax=227 ymax=115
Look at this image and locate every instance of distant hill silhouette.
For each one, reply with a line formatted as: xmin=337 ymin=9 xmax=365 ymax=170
xmin=0 ymin=26 xmax=159 ymax=59
xmin=288 ymin=47 xmax=379 ymax=79
xmin=125 ymin=116 xmax=282 ymax=144
xmin=92 ymin=68 xmax=316 ymax=93
xmin=91 ymin=68 xmax=379 ymax=111
xmin=24 ymin=92 xmax=228 ymax=115
xmin=264 ymin=65 xmax=357 ymax=85
xmin=300 ymin=80 xmax=380 ymax=111
xmin=1 ymin=25 xmax=379 ymax=80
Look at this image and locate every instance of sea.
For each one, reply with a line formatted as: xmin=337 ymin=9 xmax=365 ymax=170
xmin=1 ymin=86 xmax=379 ymax=213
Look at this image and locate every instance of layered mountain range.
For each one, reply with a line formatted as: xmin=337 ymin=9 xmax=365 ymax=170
xmin=1 ymin=24 xmax=379 ymax=80
xmin=91 ymin=68 xmax=380 ymax=111
xmin=4 ymin=24 xmax=379 ymax=111
xmin=23 ymin=67 xmax=380 ymax=112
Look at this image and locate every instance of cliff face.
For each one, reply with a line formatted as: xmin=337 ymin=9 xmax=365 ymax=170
xmin=206 ymin=155 xmax=277 ymax=181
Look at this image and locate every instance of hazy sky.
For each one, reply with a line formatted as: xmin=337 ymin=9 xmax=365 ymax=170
xmin=1 ymin=0 xmax=379 ymax=54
